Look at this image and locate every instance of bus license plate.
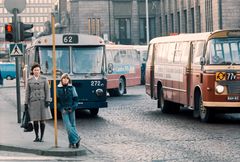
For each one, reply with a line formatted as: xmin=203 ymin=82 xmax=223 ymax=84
xmin=227 ymin=96 xmax=239 ymax=101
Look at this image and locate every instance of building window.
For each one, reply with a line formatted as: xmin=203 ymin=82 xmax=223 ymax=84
xmin=170 ymin=13 xmax=174 ymax=33
xmin=198 ymin=6 xmax=201 ymax=32
xmin=159 ymin=16 xmax=162 ymax=36
xmin=114 ymin=18 xmax=131 ymax=44
xmin=191 ymin=8 xmax=195 ymax=33
xmin=177 ymin=11 xmax=180 ymax=33
xmin=184 ymin=10 xmax=187 ymax=33
xmin=139 ymin=18 xmax=156 ymax=44
xmin=88 ymin=18 xmax=101 ymax=36
xmin=165 ymin=15 xmax=168 ymax=35
xmin=205 ymin=0 xmax=213 ymax=31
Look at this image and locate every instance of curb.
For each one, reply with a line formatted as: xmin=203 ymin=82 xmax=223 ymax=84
xmin=0 ymin=144 xmax=87 ymax=157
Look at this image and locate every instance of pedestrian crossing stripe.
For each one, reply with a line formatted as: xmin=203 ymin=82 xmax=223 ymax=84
xmin=10 ymin=43 xmax=23 ymax=56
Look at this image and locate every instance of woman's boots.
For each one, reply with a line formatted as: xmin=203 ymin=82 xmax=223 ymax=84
xmin=33 ymin=121 xmax=39 ymax=142
xmin=33 ymin=121 xmax=45 ymax=142
xmin=40 ymin=122 xmax=45 ymax=142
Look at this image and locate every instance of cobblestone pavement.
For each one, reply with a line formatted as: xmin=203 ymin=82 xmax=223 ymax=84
xmin=1 ymin=80 xmax=240 ymax=161
xmin=61 ymin=85 xmax=240 ymax=162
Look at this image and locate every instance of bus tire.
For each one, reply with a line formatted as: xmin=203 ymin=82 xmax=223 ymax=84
xmin=6 ymin=75 xmax=12 ymax=80
xmin=90 ymin=108 xmax=99 ymax=116
xmin=196 ymin=93 xmax=213 ymax=122
xmin=158 ymin=87 xmax=171 ymax=113
xmin=193 ymin=92 xmax=200 ymax=118
xmin=116 ymin=77 xmax=125 ymax=96
xmin=108 ymin=89 xmax=115 ymax=97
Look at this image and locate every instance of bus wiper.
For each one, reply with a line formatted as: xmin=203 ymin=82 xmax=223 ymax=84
xmin=219 ymin=61 xmax=232 ymax=65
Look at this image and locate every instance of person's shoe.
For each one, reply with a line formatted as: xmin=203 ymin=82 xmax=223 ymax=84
xmin=33 ymin=137 xmax=40 ymax=142
xmin=69 ymin=144 xmax=74 ymax=148
xmin=39 ymin=138 xmax=44 ymax=142
xmin=76 ymin=139 xmax=80 ymax=148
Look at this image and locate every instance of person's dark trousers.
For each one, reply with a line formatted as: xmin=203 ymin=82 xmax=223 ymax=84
xmin=33 ymin=121 xmax=39 ymax=142
xmin=40 ymin=122 xmax=45 ymax=142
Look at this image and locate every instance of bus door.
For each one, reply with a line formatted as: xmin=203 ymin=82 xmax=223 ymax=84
xmin=188 ymin=41 xmax=205 ymax=107
xmin=178 ymin=42 xmax=191 ymax=106
xmin=145 ymin=44 xmax=154 ymax=98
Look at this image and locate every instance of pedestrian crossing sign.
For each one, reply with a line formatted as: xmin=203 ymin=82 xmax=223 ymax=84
xmin=10 ymin=43 xmax=24 ymax=57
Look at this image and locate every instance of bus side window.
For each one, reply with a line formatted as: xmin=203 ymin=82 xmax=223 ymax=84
xmin=161 ymin=44 xmax=169 ymax=63
xmin=180 ymin=42 xmax=191 ymax=64
xmin=174 ymin=43 xmax=182 ymax=63
xmin=131 ymin=50 xmax=139 ymax=65
xmin=192 ymin=41 xmax=205 ymax=65
xmin=154 ymin=43 xmax=163 ymax=64
xmin=125 ymin=49 xmax=132 ymax=64
xmin=113 ymin=50 xmax=121 ymax=63
xmin=147 ymin=44 xmax=154 ymax=64
xmin=168 ymin=43 xmax=176 ymax=63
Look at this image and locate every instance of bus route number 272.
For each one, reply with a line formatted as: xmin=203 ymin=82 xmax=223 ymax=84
xmin=63 ymin=35 xmax=78 ymax=44
xmin=91 ymin=81 xmax=102 ymax=86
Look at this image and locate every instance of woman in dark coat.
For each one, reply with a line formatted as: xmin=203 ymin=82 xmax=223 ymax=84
xmin=25 ymin=63 xmax=52 ymax=142
xmin=57 ymin=73 xmax=80 ymax=148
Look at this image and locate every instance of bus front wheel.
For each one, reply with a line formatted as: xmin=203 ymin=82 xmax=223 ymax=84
xmin=195 ymin=93 xmax=213 ymax=122
xmin=6 ymin=75 xmax=12 ymax=80
xmin=90 ymin=108 xmax=99 ymax=116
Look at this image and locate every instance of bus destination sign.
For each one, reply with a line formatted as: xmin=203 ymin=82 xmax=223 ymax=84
xmin=63 ymin=35 xmax=78 ymax=44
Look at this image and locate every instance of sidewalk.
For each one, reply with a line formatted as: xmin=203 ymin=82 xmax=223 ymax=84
xmin=0 ymin=80 xmax=87 ymax=157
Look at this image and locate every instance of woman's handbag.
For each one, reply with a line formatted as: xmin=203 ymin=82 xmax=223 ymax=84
xmin=21 ymin=107 xmax=33 ymax=132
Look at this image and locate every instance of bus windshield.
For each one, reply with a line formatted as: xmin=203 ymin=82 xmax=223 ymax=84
xmin=208 ymin=38 xmax=240 ymax=65
xmin=39 ymin=47 xmax=70 ymax=74
xmin=72 ymin=46 xmax=104 ymax=74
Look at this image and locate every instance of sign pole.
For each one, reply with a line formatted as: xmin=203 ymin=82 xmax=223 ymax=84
xmin=13 ymin=8 xmax=21 ymax=123
xmin=51 ymin=13 xmax=58 ymax=147
xmin=145 ymin=0 xmax=149 ymax=44
xmin=4 ymin=0 xmax=27 ymax=123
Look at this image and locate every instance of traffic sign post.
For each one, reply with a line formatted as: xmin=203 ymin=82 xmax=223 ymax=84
xmin=4 ymin=0 xmax=27 ymax=124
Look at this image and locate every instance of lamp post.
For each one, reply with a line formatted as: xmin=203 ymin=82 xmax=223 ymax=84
xmin=146 ymin=0 xmax=149 ymax=44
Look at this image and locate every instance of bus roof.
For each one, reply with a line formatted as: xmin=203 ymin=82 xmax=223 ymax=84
xmin=149 ymin=29 xmax=240 ymax=44
xmin=29 ymin=33 xmax=105 ymax=47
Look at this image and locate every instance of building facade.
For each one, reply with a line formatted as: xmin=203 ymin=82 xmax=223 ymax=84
xmin=56 ymin=0 xmax=240 ymax=45
xmin=0 ymin=0 xmax=55 ymax=37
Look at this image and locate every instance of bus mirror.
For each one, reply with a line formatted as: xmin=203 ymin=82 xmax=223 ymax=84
xmin=55 ymin=69 xmax=63 ymax=76
xmin=200 ymin=57 xmax=206 ymax=65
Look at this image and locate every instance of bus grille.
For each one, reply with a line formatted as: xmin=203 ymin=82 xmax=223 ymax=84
xmin=219 ymin=81 xmax=240 ymax=94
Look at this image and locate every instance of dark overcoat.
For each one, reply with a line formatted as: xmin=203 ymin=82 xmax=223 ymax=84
xmin=25 ymin=76 xmax=52 ymax=121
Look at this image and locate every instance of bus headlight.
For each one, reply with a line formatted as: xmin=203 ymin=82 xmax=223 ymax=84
xmin=215 ymin=85 xmax=224 ymax=94
xmin=96 ymin=89 xmax=104 ymax=96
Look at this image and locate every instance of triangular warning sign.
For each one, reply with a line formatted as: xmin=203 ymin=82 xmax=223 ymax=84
xmin=10 ymin=44 xmax=23 ymax=56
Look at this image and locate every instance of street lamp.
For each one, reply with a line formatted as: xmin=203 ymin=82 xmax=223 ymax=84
xmin=146 ymin=0 xmax=149 ymax=44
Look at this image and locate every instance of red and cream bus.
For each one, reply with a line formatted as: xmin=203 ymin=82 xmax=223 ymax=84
xmin=146 ymin=29 xmax=240 ymax=122
xmin=106 ymin=44 xmax=141 ymax=96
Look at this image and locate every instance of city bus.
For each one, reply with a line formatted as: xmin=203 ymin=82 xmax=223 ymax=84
xmin=24 ymin=33 xmax=107 ymax=116
xmin=134 ymin=45 xmax=148 ymax=84
xmin=146 ymin=29 xmax=240 ymax=122
xmin=106 ymin=44 xmax=141 ymax=96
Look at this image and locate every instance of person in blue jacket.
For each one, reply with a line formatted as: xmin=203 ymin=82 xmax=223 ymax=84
xmin=57 ymin=73 xmax=80 ymax=148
